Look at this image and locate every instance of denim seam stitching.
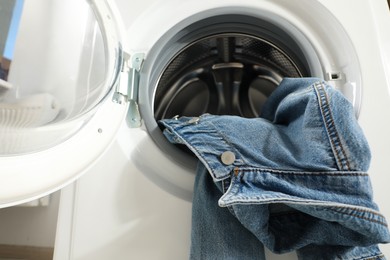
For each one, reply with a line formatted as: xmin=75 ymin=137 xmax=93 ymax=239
xmin=227 ymin=179 xmax=388 ymax=227
xmin=221 ymin=196 xmax=383 ymax=220
xmin=163 ymin=125 xmax=223 ymax=180
xmin=168 ymin=120 xmax=240 ymax=181
xmin=219 ymin=171 xmax=242 ymax=209
xmin=267 ymin=206 xmax=388 ymax=228
xmin=222 ymin=195 xmax=388 ymax=227
xmin=322 ymin=207 xmax=388 ymax=227
xmin=208 ymin=120 xmax=248 ymax=166
xmin=239 ymin=167 xmax=368 ymax=177
xmin=228 ymin=169 xmax=386 ymax=226
xmin=314 ymin=82 xmax=351 ymax=171
xmin=221 ymin=177 xmax=237 ymax=216
xmin=358 ymin=254 xmax=385 ymax=260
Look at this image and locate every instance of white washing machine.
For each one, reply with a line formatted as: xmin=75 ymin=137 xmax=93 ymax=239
xmin=0 ymin=0 xmax=389 ymax=259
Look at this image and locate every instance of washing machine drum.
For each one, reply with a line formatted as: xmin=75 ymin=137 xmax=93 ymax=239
xmin=154 ymin=33 xmax=309 ymax=120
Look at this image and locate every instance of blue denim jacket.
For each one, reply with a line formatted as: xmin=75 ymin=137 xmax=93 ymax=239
xmin=160 ymin=78 xmax=390 ymax=259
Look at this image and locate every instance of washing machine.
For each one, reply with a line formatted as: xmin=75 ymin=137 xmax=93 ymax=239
xmin=0 ymin=0 xmax=389 ymax=259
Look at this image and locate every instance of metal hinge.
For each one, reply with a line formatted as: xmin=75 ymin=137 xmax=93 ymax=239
xmin=113 ymin=52 xmax=145 ymax=128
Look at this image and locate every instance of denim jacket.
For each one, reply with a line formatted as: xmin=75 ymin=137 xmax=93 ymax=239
xmin=160 ymin=78 xmax=390 ymax=259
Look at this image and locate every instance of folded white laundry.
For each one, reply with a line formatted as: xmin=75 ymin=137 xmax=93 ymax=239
xmin=0 ymin=93 xmax=60 ymax=128
xmin=0 ymin=79 xmax=13 ymax=97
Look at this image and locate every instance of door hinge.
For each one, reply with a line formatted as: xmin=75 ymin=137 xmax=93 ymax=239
xmin=113 ymin=52 xmax=145 ymax=128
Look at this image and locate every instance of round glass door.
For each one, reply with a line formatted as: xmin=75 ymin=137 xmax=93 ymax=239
xmin=0 ymin=0 xmax=121 ymax=155
xmin=0 ymin=0 xmax=126 ymax=207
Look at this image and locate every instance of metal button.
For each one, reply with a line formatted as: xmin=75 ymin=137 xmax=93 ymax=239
xmin=188 ymin=117 xmax=200 ymax=124
xmin=221 ymin=151 xmax=236 ymax=165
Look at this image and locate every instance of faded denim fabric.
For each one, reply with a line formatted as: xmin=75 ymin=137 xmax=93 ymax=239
xmin=160 ymin=78 xmax=390 ymax=259
xmin=190 ymin=162 xmax=266 ymax=260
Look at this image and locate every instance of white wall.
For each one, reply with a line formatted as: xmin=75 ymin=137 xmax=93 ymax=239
xmin=0 ymin=191 xmax=60 ymax=248
xmin=0 ymin=0 xmax=16 ymax=56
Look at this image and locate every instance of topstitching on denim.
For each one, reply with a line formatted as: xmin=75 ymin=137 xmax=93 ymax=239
xmin=161 ymin=116 xmax=248 ymax=181
xmin=314 ymin=82 xmax=351 ymax=171
xmin=220 ymin=167 xmax=388 ymax=225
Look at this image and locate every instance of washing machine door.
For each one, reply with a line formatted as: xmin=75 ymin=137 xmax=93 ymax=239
xmin=0 ymin=0 xmax=132 ymax=207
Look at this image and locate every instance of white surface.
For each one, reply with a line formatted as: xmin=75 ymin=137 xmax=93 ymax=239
xmin=0 ymin=78 xmax=13 ymax=91
xmin=0 ymin=95 xmax=127 ymax=207
xmin=49 ymin=0 xmax=390 ymax=258
xmin=54 ymin=134 xmax=193 ymax=259
xmin=0 ymin=192 xmax=60 ymax=248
